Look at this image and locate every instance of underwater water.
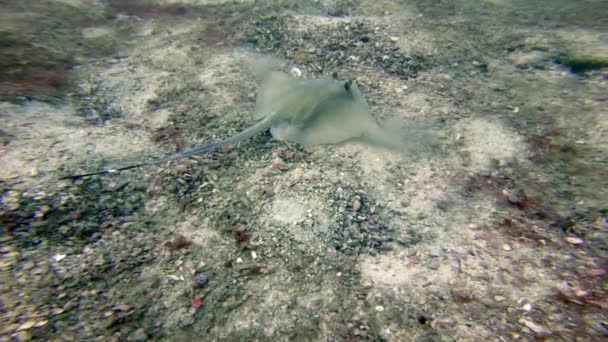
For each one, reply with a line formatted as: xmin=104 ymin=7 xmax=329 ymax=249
xmin=1 ymin=0 xmax=606 ymax=340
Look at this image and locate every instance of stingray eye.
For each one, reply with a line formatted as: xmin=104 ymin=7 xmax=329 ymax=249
xmin=343 ymin=80 xmax=353 ymax=92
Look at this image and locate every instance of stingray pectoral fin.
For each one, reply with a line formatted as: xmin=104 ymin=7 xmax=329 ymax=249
xmin=291 ymin=91 xmax=374 ymax=146
xmin=60 ymin=116 xmax=274 ymax=180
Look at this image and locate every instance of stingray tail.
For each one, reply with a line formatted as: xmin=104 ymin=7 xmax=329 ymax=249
xmin=60 ymin=116 xmax=273 ymax=180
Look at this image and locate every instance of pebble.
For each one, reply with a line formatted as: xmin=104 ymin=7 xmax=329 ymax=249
xmin=389 ymin=36 xmax=399 ymax=42
xmin=112 ymin=304 xmax=131 ymax=311
xmin=13 ymin=331 xmax=30 ymax=341
xmin=34 ymin=320 xmax=47 ymax=328
xmin=519 ymin=318 xmax=548 ymax=335
xmin=586 ymin=268 xmax=606 ymax=277
xmin=236 ymin=257 xmax=243 ymax=264
xmin=270 ymin=157 xmax=286 ymax=171
xmin=194 ymin=273 xmax=209 ymax=287
xmin=290 ymin=67 xmax=302 ymax=77
xmin=494 ymin=295 xmax=506 ymax=302
xmin=53 ymin=254 xmax=66 ymax=262
xmin=167 ymin=274 xmax=183 ymax=282
xmin=352 ymin=198 xmax=361 ymax=212
xmin=22 ymin=260 xmax=35 ymax=271
xmin=17 ymin=320 xmax=37 ymax=331
xmin=502 ymin=244 xmax=512 ymax=251
xmin=374 ymin=305 xmax=385 ymax=312
xmin=132 ymin=328 xmax=148 ymax=341
xmin=472 ymin=239 xmax=487 ymax=248
xmin=564 ymin=236 xmax=584 ymax=245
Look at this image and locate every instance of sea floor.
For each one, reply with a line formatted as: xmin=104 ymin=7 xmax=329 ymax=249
xmin=1 ymin=0 xmax=607 ymax=341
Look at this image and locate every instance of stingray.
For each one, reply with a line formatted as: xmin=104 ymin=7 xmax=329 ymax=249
xmin=61 ymin=72 xmax=415 ymax=180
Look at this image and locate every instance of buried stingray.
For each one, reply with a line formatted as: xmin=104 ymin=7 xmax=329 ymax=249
xmin=61 ymin=72 xmax=436 ymax=180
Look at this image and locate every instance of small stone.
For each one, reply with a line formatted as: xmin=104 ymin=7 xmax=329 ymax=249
xmin=22 ymin=260 xmax=35 ymax=271
xmin=112 ymin=304 xmax=131 ymax=311
xmin=53 ymin=254 xmax=66 ymax=262
xmin=389 ymin=36 xmax=399 ymax=42
xmin=34 ymin=320 xmax=47 ymax=328
xmin=52 ymin=308 xmax=64 ymax=315
xmin=586 ymin=268 xmax=606 ymax=277
xmin=494 ymin=295 xmax=506 ymax=302
xmin=352 ymin=198 xmax=361 ymax=212
xmin=167 ymin=274 xmax=182 ymax=282
xmin=270 ymin=157 xmax=286 ymax=171
xmin=472 ymin=239 xmax=487 ymax=248
xmin=17 ymin=320 xmax=37 ymax=331
xmin=191 ymin=298 xmax=202 ymax=309
xmin=374 ymin=305 xmax=384 ymax=312
xmin=520 ymin=319 xmax=548 ymax=335
xmin=564 ymin=236 xmax=583 ymax=245
xmin=13 ymin=331 xmax=30 ymax=341
xmin=290 ymin=67 xmax=302 ymax=77
xmin=522 ymin=303 xmax=533 ymax=311
xmin=132 ymin=328 xmax=148 ymax=342
xmin=236 ymin=257 xmax=243 ymax=264
xmin=502 ymin=244 xmax=512 ymax=251
xmin=194 ymin=274 xmax=209 ymax=288
xmin=251 ymin=251 xmax=257 ymax=260
xmin=436 ymin=200 xmax=449 ymax=211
